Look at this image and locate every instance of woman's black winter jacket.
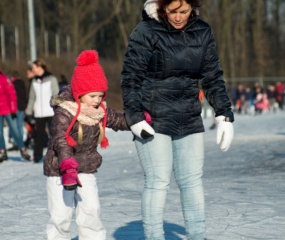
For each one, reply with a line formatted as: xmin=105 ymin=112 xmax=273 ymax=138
xmin=121 ymin=11 xmax=234 ymax=136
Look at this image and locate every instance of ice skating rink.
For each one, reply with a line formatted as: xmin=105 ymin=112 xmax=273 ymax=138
xmin=0 ymin=111 xmax=285 ymax=240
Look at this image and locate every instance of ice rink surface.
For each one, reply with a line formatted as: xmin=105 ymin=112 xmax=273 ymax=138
xmin=0 ymin=111 xmax=285 ymax=240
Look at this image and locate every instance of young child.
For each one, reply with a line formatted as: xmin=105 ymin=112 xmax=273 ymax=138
xmin=44 ymin=50 xmax=129 ymax=240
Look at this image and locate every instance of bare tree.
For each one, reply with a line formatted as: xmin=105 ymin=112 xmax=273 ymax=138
xmin=64 ymin=0 xmax=122 ymax=54
xmin=1 ymin=0 xmax=285 ymax=79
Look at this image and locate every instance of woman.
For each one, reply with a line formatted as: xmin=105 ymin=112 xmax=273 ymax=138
xmin=121 ymin=0 xmax=234 ymax=239
xmin=0 ymin=70 xmax=30 ymax=162
xmin=26 ymin=59 xmax=59 ymax=162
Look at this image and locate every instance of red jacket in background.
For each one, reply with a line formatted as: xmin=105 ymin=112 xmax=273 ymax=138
xmin=275 ymin=82 xmax=285 ymax=102
xmin=0 ymin=71 xmax=18 ymax=116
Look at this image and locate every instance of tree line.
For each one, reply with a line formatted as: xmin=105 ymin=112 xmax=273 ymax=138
xmin=0 ymin=0 xmax=284 ymax=93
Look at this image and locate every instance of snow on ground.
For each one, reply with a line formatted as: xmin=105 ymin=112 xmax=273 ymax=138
xmin=0 ymin=111 xmax=285 ymax=240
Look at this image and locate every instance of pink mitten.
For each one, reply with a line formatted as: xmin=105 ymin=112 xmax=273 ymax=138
xmin=60 ymin=158 xmax=82 ymax=190
xmin=144 ymin=112 xmax=153 ymax=124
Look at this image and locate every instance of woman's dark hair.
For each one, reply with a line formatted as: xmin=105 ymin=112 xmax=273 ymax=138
xmin=33 ymin=58 xmax=49 ymax=72
xmin=157 ymin=0 xmax=202 ymax=21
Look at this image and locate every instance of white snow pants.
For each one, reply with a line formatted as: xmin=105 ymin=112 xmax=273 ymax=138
xmin=46 ymin=173 xmax=106 ymax=240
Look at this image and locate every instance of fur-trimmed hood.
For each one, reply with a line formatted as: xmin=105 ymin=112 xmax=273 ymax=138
xmin=50 ymin=86 xmax=106 ymax=126
xmin=144 ymin=0 xmax=159 ymax=22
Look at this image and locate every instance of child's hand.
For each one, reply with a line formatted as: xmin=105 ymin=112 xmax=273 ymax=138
xmin=60 ymin=158 xmax=82 ymax=191
xmin=61 ymin=169 xmax=82 ymax=190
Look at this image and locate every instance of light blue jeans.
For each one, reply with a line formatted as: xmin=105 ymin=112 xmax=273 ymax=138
xmin=9 ymin=111 xmax=25 ymax=144
xmin=135 ymin=132 xmax=205 ymax=240
xmin=0 ymin=114 xmax=25 ymax=150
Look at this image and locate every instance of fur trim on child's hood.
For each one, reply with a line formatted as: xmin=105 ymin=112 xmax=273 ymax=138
xmin=50 ymin=94 xmax=106 ymax=126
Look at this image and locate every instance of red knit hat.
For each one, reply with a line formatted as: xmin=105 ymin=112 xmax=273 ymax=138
xmin=65 ymin=50 xmax=109 ymax=148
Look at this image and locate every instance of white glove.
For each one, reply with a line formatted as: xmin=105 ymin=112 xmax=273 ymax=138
xmin=216 ymin=116 xmax=234 ymax=152
xmin=130 ymin=120 xmax=155 ymax=139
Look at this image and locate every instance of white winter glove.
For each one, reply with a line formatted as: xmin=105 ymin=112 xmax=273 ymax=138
xmin=130 ymin=120 xmax=155 ymax=139
xmin=216 ymin=116 xmax=234 ymax=152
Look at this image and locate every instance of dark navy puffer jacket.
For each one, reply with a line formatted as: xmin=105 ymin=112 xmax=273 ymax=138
xmin=121 ymin=10 xmax=234 ymax=136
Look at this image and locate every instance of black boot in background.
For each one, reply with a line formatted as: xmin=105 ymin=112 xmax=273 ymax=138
xmin=20 ymin=148 xmax=31 ymax=161
xmin=0 ymin=150 xmax=8 ymax=162
xmin=8 ymin=145 xmax=19 ymax=151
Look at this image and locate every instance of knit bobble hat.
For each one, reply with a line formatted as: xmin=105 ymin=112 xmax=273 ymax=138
xmin=71 ymin=50 xmax=108 ymax=100
xmin=65 ymin=50 xmax=109 ymax=148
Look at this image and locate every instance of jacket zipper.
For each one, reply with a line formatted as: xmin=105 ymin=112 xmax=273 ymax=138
xmin=150 ymin=89 xmax=155 ymax=101
xmin=150 ymin=89 xmax=155 ymax=114
xmin=180 ymin=85 xmax=184 ymax=134
xmin=181 ymin=30 xmax=187 ymax=44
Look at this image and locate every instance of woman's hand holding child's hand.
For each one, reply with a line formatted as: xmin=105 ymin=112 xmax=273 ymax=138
xmin=130 ymin=120 xmax=155 ymax=139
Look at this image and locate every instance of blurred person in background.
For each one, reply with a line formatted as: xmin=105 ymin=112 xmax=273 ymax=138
xmin=0 ymin=70 xmax=30 ymax=162
xmin=228 ymin=83 xmax=237 ymax=111
xmin=266 ymin=84 xmax=277 ymax=113
xmin=7 ymin=71 xmax=28 ymax=151
xmin=235 ymin=83 xmax=245 ymax=114
xmin=27 ymin=65 xmax=35 ymax=90
xmin=241 ymin=87 xmax=254 ymax=115
xmin=58 ymin=74 xmax=69 ymax=90
xmin=254 ymin=86 xmax=267 ymax=114
xmin=26 ymin=59 xmax=59 ymax=163
xmin=254 ymin=91 xmax=270 ymax=114
xmin=252 ymin=81 xmax=263 ymax=100
xmin=275 ymin=81 xmax=284 ymax=110
xmin=121 ymin=0 xmax=234 ymax=239
xmin=24 ymin=66 xmax=36 ymax=149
